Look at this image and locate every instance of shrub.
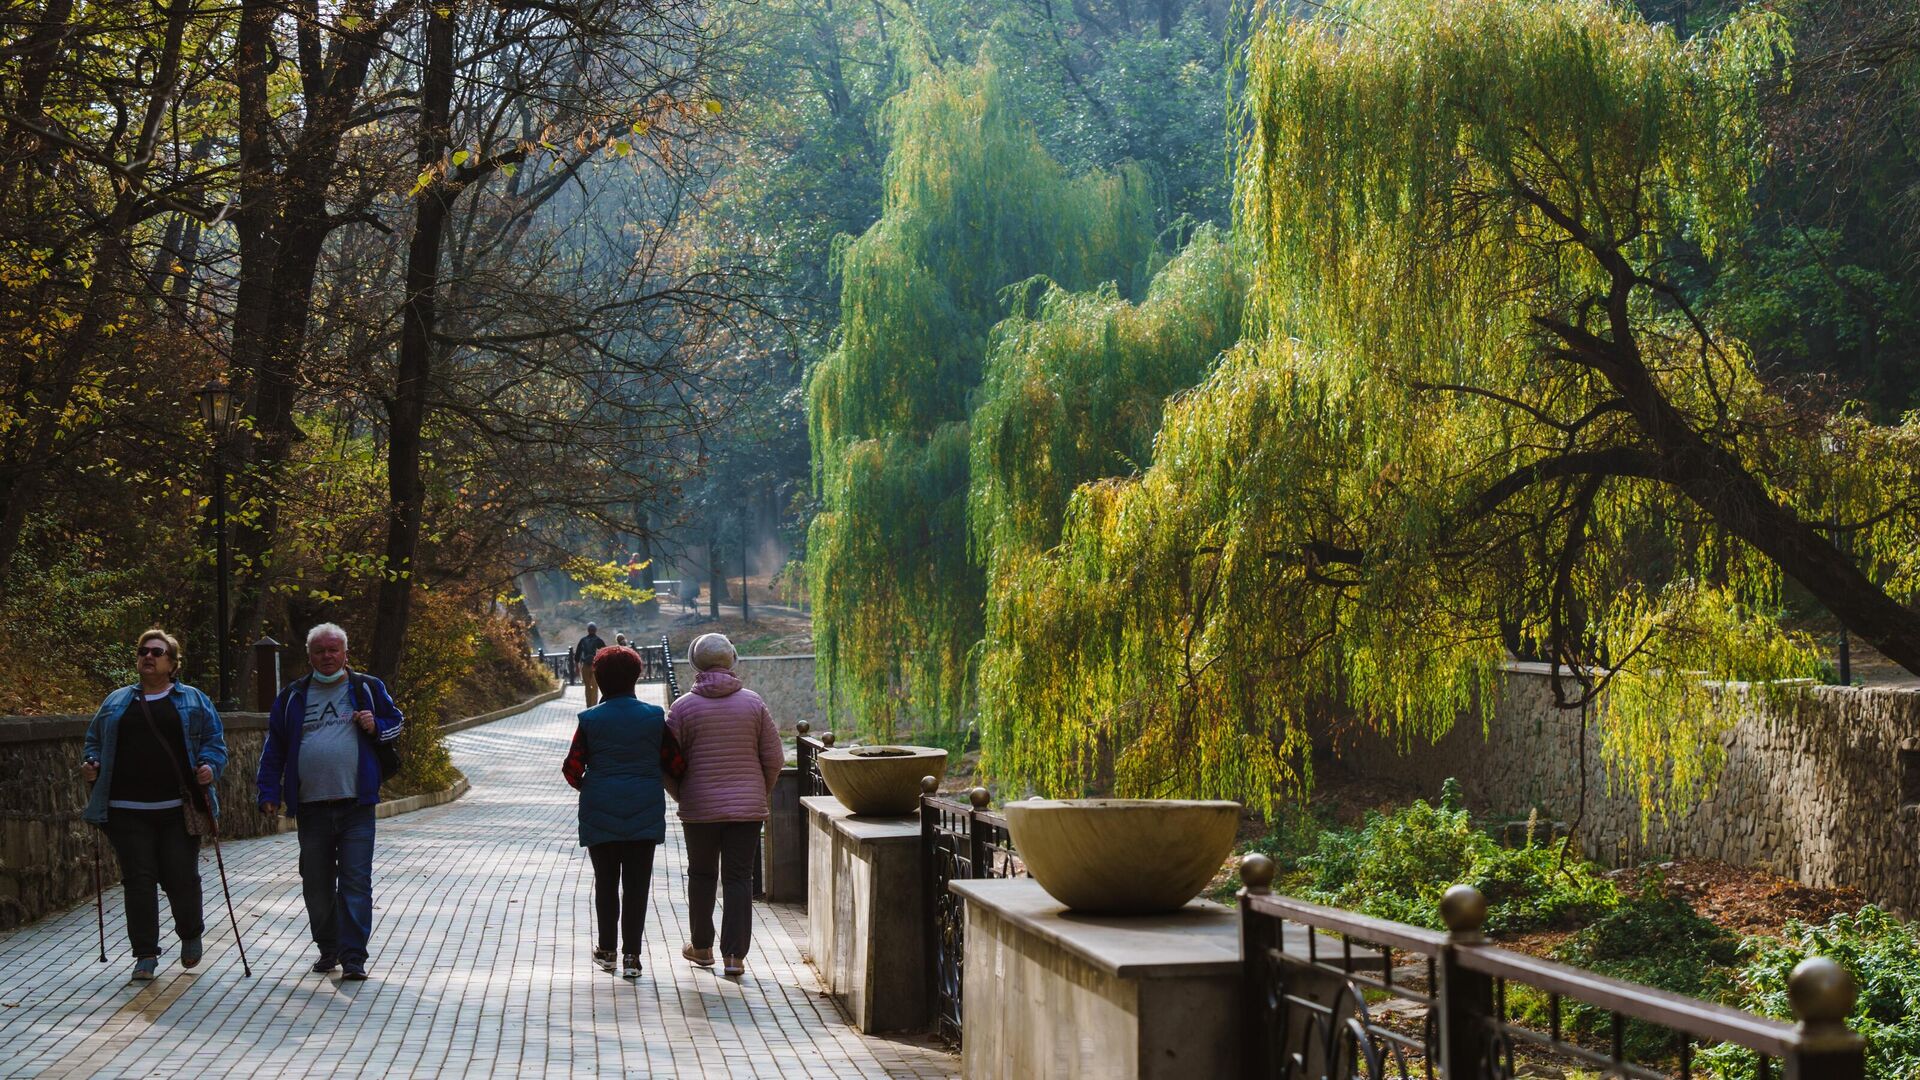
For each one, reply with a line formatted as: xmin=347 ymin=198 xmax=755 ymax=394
xmin=1544 ymin=881 xmax=1742 ymax=1060
xmin=1698 ymin=907 xmax=1920 ymax=1080
xmin=1301 ymin=792 xmax=1617 ymax=933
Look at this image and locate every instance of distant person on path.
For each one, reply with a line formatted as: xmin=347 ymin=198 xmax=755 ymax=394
xmin=561 ymin=646 xmax=684 ymax=978
xmin=615 ymin=633 xmax=630 ymax=648
xmin=666 ymin=633 xmax=782 ymax=978
xmin=81 ymin=629 xmax=227 ymax=980
xmin=256 ymin=623 xmax=405 ymax=981
xmin=575 ymin=623 xmax=606 ymax=706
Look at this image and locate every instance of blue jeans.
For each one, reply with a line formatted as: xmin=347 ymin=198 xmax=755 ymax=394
xmin=297 ymin=800 xmax=375 ymax=964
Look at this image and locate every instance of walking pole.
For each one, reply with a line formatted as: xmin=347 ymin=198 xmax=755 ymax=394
xmin=91 ymin=828 xmax=107 ymax=962
xmin=201 ymin=785 xmax=252 ymax=977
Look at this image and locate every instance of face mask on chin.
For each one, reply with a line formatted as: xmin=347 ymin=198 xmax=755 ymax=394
xmin=311 ymin=667 xmax=347 ymax=685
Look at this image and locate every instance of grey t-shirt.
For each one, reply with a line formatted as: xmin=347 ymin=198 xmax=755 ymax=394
xmin=298 ymin=678 xmax=361 ymax=802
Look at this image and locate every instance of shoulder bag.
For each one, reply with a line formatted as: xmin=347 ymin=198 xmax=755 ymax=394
xmin=135 ymin=692 xmax=213 ymax=837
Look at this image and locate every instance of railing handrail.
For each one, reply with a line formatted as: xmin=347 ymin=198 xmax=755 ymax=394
xmin=1239 ymin=860 xmax=1865 ymax=1078
xmin=1454 ymin=940 xmax=1800 ymax=1056
xmin=1246 ymin=891 xmax=1450 ymax=956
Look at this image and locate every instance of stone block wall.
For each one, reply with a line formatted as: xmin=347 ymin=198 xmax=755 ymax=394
xmin=0 ymin=713 xmax=282 ymax=932
xmin=672 ymin=655 xmax=837 ymax=732
xmin=1321 ymin=663 xmax=1920 ymax=916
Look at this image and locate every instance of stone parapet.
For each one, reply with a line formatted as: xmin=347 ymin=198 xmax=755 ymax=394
xmin=951 ymin=878 xmax=1242 ymax=1079
xmin=803 ymin=795 xmax=928 ymax=1032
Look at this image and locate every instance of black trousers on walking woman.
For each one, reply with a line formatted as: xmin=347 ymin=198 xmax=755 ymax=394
xmin=683 ymin=822 xmax=759 ymax=958
xmin=104 ymin=807 xmax=204 ymax=958
xmin=587 ymin=840 xmax=657 ymax=955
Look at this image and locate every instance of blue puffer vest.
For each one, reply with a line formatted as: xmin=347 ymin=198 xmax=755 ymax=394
xmin=574 ymin=695 xmax=668 ymax=847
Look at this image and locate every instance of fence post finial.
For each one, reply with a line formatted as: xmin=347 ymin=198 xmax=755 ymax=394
xmin=820 ymin=731 xmax=835 ymax=747
xmin=968 ymin=787 xmax=990 ymax=810
xmin=1239 ymin=853 xmax=1275 ymax=896
xmin=1439 ymin=884 xmax=1488 ymax=942
xmin=920 ymin=775 xmax=938 ymax=795
xmin=796 ymin=720 xmax=811 ymax=735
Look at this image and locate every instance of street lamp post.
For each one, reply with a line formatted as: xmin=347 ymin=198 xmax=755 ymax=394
xmin=198 ymin=381 xmax=237 ymax=710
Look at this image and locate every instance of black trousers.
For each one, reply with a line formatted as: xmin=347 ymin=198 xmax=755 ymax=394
xmin=103 ymin=807 xmax=203 ymax=959
xmin=587 ymin=841 xmax=657 ymax=955
xmin=683 ymin=821 xmax=759 ymax=958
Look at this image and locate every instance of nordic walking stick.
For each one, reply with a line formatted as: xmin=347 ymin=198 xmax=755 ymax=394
xmin=201 ymin=784 xmax=252 ymax=977
xmin=91 ymin=827 xmax=106 ymax=962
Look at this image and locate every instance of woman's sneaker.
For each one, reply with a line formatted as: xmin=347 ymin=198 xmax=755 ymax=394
xmin=681 ymin=945 xmax=713 ymax=968
xmin=593 ymin=948 xmax=615 ymax=973
xmin=621 ymin=954 xmax=641 ymax=979
xmin=131 ymin=956 xmax=158 ymax=981
xmin=722 ymin=955 xmax=745 ymax=978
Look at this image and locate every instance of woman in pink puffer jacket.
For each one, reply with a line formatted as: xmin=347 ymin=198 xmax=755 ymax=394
xmin=666 ymin=633 xmax=783 ymax=977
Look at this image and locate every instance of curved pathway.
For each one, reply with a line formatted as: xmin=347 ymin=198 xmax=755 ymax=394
xmin=0 ymin=688 xmax=956 ymax=1079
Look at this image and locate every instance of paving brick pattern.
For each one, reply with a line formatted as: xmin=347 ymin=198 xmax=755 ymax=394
xmin=0 ymin=689 xmax=958 ymax=1079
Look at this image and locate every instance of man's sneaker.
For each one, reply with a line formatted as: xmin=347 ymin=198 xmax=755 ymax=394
xmin=593 ymin=948 xmax=616 ymax=973
xmin=312 ymin=954 xmax=340 ymax=974
xmin=621 ymin=954 xmax=641 ymax=979
xmin=681 ymin=944 xmax=713 ymax=968
xmin=341 ymin=964 xmax=368 ymax=981
xmin=131 ymin=956 xmax=158 ymax=981
xmin=722 ymin=955 xmax=745 ymax=978
xmin=180 ymin=938 xmax=203 ymax=969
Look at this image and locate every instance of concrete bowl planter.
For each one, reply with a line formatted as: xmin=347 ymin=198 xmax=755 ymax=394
xmin=1002 ymin=799 xmax=1242 ymax=914
xmin=816 ymin=745 xmax=949 ymax=816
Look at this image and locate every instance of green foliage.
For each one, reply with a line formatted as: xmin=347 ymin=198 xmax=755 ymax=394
xmin=1300 ymin=797 xmax=1617 ymax=933
xmin=1544 ymin=882 xmax=1742 ymax=1060
xmin=963 ymin=0 xmax=1911 ymax=819
xmin=1699 ymin=907 xmax=1920 ymax=1080
xmin=972 ymin=225 xmax=1250 ymax=796
xmin=0 ymin=519 xmax=167 ymax=712
xmin=565 ymin=557 xmax=656 ymax=605
xmin=806 ymin=62 xmax=1156 ymax=740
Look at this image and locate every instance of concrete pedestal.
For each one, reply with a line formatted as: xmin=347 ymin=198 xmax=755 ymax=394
xmin=952 ymin=878 xmax=1243 ymax=1080
xmin=764 ymin=768 xmax=804 ymax=902
xmin=803 ymin=795 xmax=928 ymax=1032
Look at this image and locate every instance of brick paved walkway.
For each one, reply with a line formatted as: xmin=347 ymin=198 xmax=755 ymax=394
xmin=0 ymin=688 xmax=958 ymax=1079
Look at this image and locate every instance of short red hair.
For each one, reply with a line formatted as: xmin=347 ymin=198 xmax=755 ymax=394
xmin=592 ymin=646 xmax=643 ymax=697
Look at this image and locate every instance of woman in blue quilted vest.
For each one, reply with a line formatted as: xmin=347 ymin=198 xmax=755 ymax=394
xmin=561 ymin=645 xmax=685 ymax=978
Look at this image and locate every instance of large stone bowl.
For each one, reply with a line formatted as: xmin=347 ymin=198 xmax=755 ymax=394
xmin=1002 ymin=799 xmax=1242 ymax=914
xmin=816 ymin=745 xmax=949 ymax=817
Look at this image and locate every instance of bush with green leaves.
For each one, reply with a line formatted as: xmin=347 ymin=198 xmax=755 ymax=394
xmin=1543 ymin=882 xmax=1742 ymax=1061
xmin=1698 ymin=907 xmax=1920 ymax=1080
xmin=1300 ymin=797 xmax=1617 ymax=933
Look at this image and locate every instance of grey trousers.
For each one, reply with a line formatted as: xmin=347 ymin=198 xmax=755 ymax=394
xmin=683 ymin=821 xmax=760 ymax=957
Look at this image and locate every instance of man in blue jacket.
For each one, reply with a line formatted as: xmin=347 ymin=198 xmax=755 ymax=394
xmin=257 ymin=623 xmax=404 ymax=980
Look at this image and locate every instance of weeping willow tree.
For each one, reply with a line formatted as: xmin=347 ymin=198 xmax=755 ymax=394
xmin=806 ymin=64 xmax=1156 ymax=740
xmin=981 ymin=0 xmax=1920 ymax=822
xmin=970 ymin=225 xmax=1250 ymax=791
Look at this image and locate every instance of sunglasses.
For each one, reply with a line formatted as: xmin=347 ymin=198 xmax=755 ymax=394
xmin=136 ymin=646 xmax=170 ymax=658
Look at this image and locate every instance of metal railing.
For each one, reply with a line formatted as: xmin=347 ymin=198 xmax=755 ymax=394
xmin=535 ymin=650 xmax=575 ymax=684
xmin=1237 ymin=855 xmax=1866 ymax=1079
xmin=921 ymin=783 xmax=1024 ymax=1047
xmin=794 ymin=721 xmax=834 ymax=796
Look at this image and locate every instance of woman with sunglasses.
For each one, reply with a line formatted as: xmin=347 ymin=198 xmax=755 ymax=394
xmin=80 ymin=629 xmax=228 ymax=980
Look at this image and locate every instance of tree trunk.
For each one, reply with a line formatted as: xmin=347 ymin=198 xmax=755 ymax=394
xmin=369 ymin=3 xmax=456 ymax=684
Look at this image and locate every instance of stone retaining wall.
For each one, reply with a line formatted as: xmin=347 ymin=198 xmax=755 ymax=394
xmin=1321 ymin=663 xmax=1920 ymax=916
xmin=672 ymin=655 xmax=837 ymax=731
xmin=0 ymin=713 xmax=279 ymax=932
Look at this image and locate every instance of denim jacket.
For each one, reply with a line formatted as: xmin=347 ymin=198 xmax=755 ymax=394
xmin=83 ymin=682 xmax=229 ymax=826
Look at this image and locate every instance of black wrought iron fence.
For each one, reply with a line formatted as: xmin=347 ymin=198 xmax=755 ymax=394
xmin=535 ymin=651 xmax=574 ymax=684
xmin=921 ymin=784 xmax=1024 ymax=1047
xmin=794 ymin=721 xmax=834 ymax=796
xmin=1237 ymin=854 xmax=1865 ymax=1080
